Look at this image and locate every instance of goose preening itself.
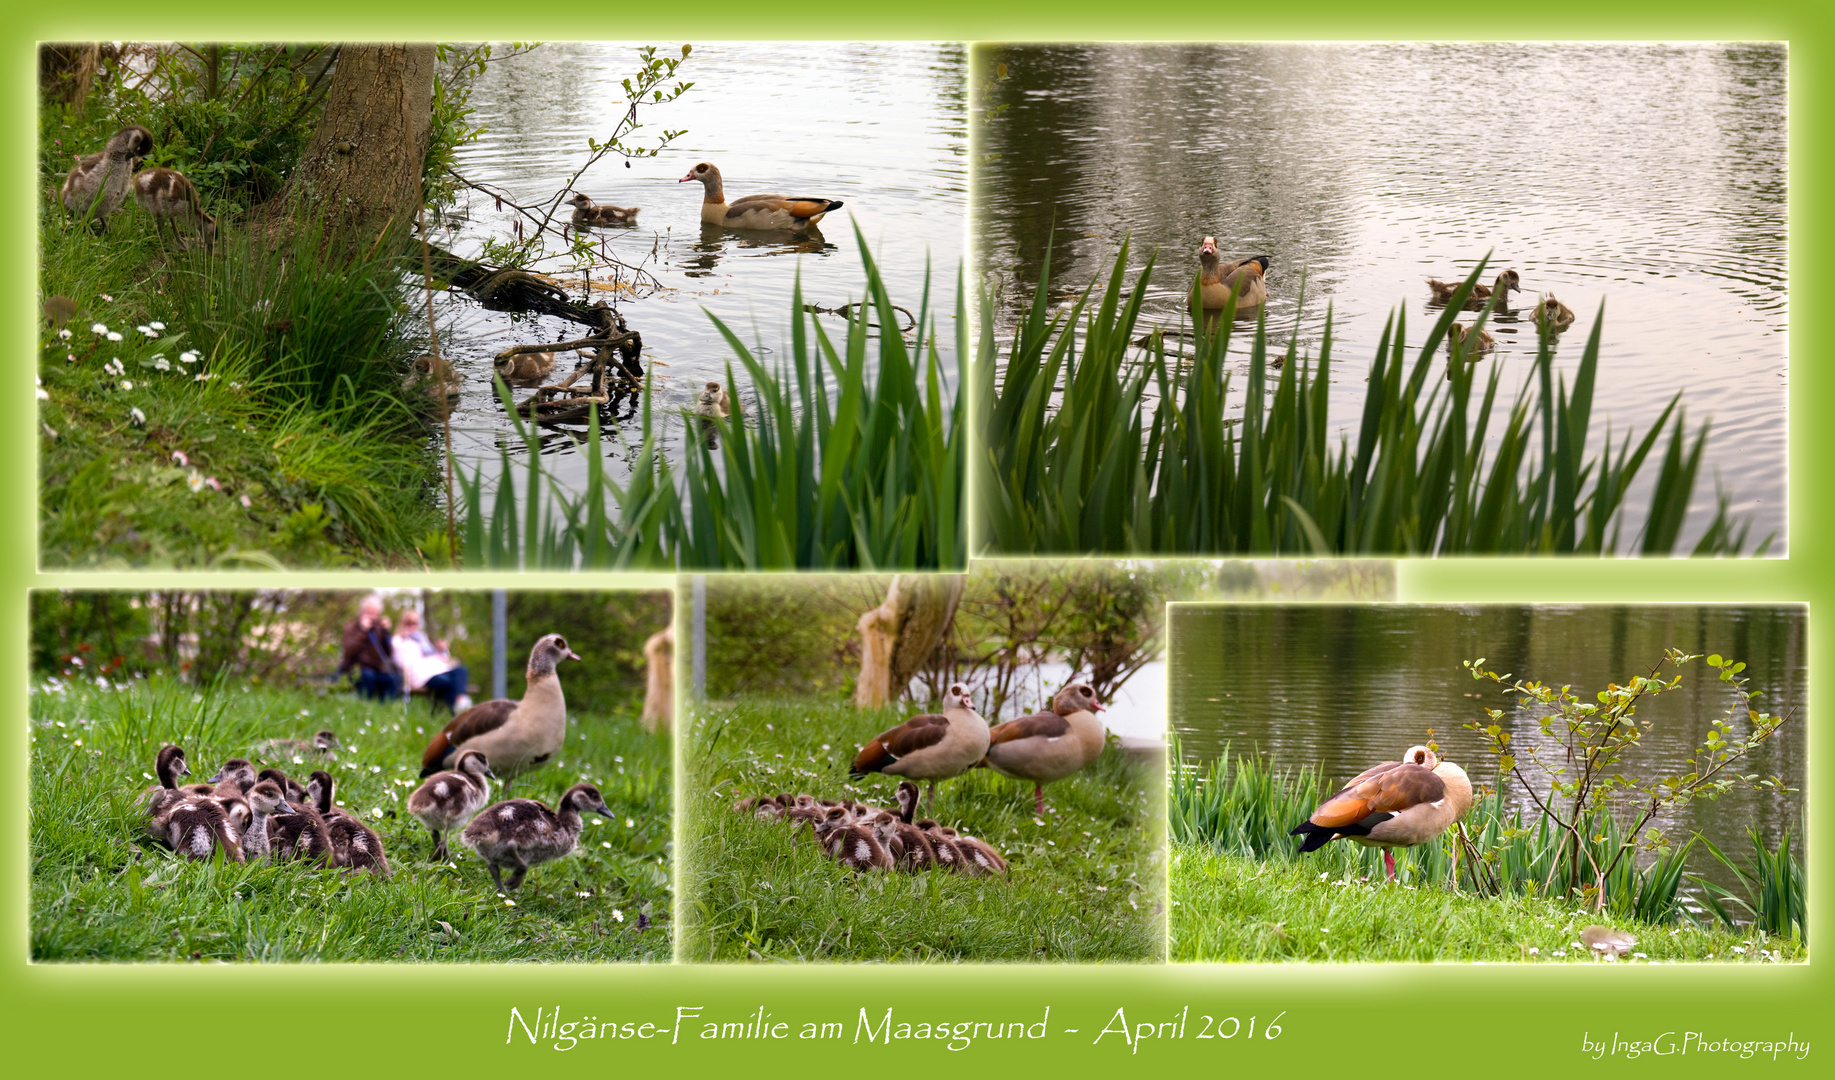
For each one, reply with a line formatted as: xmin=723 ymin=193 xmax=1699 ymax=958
xmin=983 ymin=683 xmax=1108 ymax=815
xmin=61 ymin=125 xmax=154 ymax=227
xmin=494 ymin=350 xmax=558 ymax=387
xmin=420 ymin=633 xmax=579 ymax=785
xmin=1532 ymin=294 xmax=1576 ymax=333
xmin=253 ymin=730 xmax=341 ymax=763
xmin=693 ymin=381 xmax=731 ymax=420
xmin=1195 ymin=237 xmax=1269 ymax=311
xmin=680 ymin=162 xmax=843 ymax=232
xmin=408 ymin=749 xmax=494 ymax=860
xmin=850 ymin=683 xmax=990 ymax=811
xmin=461 ymin=782 xmax=612 ymax=893
xmin=1427 ymin=269 xmax=1521 ymax=309
xmin=1289 ymin=745 xmax=1473 ymax=880
xmin=404 ymin=354 xmax=462 ymax=400
xmin=568 ymin=192 xmax=639 ymax=226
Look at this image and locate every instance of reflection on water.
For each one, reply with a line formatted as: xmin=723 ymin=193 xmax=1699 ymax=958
xmin=1168 ymin=605 xmax=1805 ymax=889
xmin=976 ymin=43 xmax=1787 ymax=551
xmin=433 ymin=41 xmax=966 ymax=502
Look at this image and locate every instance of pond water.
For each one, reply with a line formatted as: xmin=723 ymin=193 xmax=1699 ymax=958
xmin=1168 ymin=604 xmax=1806 ymax=890
xmin=430 ymin=41 xmax=966 ymax=505
xmin=975 ymin=43 xmax=1788 ymax=553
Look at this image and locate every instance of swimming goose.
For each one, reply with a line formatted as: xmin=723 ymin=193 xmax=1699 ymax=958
xmin=1532 ymin=294 xmax=1576 ymax=333
xmin=494 ymin=350 xmax=558 ymax=387
xmin=408 ymin=749 xmax=493 ymax=860
xmin=1427 ymin=269 xmax=1520 ymax=309
xmin=461 ymin=782 xmax=612 ymax=893
xmin=404 ymin=354 xmax=462 ymax=401
xmin=420 ymin=634 xmax=580 ymax=784
xmin=850 ymin=683 xmax=990 ymax=812
xmin=680 ymin=162 xmax=843 ymax=232
xmin=1195 ymin=237 xmax=1269 ymax=311
xmin=1289 ymin=745 xmax=1473 ymax=880
xmin=693 ymin=381 xmax=731 ymax=420
xmin=61 ymin=125 xmax=153 ymax=227
xmin=983 ymin=683 xmax=1108 ymax=814
xmin=1447 ymin=323 xmax=1496 ymax=355
xmin=239 ymin=780 xmax=295 ymax=860
xmin=567 ymin=192 xmax=639 ymax=226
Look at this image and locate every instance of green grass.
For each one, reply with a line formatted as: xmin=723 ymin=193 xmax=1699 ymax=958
xmin=458 ymin=228 xmax=965 ymax=570
xmin=29 ymin=675 xmax=670 ymax=962
xmin=37 ymin=206 xmax=448 ymax=569
xmin=1172 ymin=847 xmax=1805 ymax=964
xmin=678 ymin=696 xmax=1163 ymax=962
xmin=979 ymin=245 xmax=1764 ymax=556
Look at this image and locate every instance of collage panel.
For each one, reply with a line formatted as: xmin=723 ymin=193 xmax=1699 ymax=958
xmin=1166 ymin=603 xmax=1806 ymax=964
xmin=971 ymin=42 xmax=1786 ymax=558
xmin=27 ymin=587 xmax=673 ymax=961
xmin=38 ymin=41 xmax=965 ymax=571
xmin=673 ymin=560 xmax=1394 ymax=962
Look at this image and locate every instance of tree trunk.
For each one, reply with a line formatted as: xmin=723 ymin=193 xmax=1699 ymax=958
xmin=280 ymin=43 xmax=434 ymax=244
xmin=854 ymin=575 xmax=964 ymax=708
xmin=641 ymin=625 xmax=674 ymax=733
xmin=39 ymin=44 xmax=102 ymax=110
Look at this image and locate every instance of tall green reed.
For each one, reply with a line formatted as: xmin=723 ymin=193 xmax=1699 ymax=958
xmin=981 ymin=245 xmax=1765 ymax=555
xmin=456 ymin=227 xmax=964 ymax=569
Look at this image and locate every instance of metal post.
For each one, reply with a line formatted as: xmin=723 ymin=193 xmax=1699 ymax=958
xmin=491 ymin=589 xmax=507 ymax=700
xmin=691 ymin=575 xmax=706 ymax=700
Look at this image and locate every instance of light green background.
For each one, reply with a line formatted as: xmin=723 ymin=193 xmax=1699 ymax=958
xmin=3 ymin=5 xmax=1824 ymax=1076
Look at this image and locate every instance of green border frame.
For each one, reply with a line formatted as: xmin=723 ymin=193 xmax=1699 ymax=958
xmin=4 ymin=7 xmax=1826 ymax=1076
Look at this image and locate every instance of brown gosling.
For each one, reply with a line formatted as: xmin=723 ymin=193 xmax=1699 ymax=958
xmin=253 ymin=729 xmax=341 ymax=764
xmin=239 ymin=780 xmax=296 ymax=860
xmin=1427 ymin=269 xmax=1521 ymax=308
xmin=263 ymin=769 xmax=333 ymax=865
xmin=308 ymin=770 xmax=392 ymax=877
xmin=1532 ymin=293 xmax=1576 ymax=333
xmin=408 ymin=749 xmax=493 ymax=861
xmin=461 ymin=782 xmax=612 ymax=893
xmin=133 ymin=167 xmax=216 ymax=250
xmin=567 ymin=192 xmax=639 ymax=226
xmin=61 ymin=125 xmax=153 ymax=228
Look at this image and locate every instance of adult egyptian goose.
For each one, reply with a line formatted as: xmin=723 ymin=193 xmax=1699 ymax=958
xmin=680 ymin=162 xmax=843 ymax=232
xmin=1427 ymin=269 xmax=1521 ymax=309
xmin=421 ymin=634 xmax=580 ymax=784
xmin=1532 ymin=294 xmax=1576 ymax=332
xmin=568 ymin=192 xmax=639 ymax=226
xmin=408 ymin=749 xmax=493 ymax=860
xmin=1289 ymin=745 xmax=1473 ymax=880
xmin=983 ymin=683 xmax=1108 ymax=814
xmin=239 ymin=780 xmax=295 ymax=860
xmin=494 ymin=350 xmax=558 ymax=387
xmin=1195 ymin=238 xmax=1269 ymax=311
xmin=850 ymin=683 xmax=990 ymax=811
xmin=461 ymin=782 xmax=612 ymax=893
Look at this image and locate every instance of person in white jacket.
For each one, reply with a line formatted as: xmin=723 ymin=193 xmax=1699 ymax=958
xmin=391 ymin=609 xmax=472 ymax=714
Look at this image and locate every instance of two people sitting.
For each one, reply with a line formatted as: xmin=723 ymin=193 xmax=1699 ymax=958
xmin=336 ymin=596 xmax=471 ymax=714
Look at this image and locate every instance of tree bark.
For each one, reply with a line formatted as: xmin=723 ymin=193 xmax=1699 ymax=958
xmin=854 ymin=575 xmax=964 ymax=708
xmin=280 ymin=43 xmax=434 ymax=244
xmin=39 ymin=44 xmax=102 ymax=110
xmin=641 ymin=625 xmax=674 ymax=733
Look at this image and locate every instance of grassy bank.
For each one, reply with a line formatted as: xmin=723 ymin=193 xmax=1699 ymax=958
xmin=1171 ymin=846 xmax=1804 ymax=964
xmin=29 ymin=675 xmax=670 ymax=962
xmin=679 ymin=696 xmax=1163 ymax=962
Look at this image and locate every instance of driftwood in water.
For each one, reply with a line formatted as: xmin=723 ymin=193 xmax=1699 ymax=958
xmin=426 ymin=240 xmax=644 ymax=426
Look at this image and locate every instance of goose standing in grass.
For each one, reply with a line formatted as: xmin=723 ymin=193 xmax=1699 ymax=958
xmin=253 ymin=730 xmax=340 ymax=764
xmin=1427 ymin=269 xmax=1521 ymax=309
xmin=462 ymin=782 xmax=612 ymax=893
xmin=60 ymin=124 xmax=153 ymax=227
xmin=408 ymin=749 xmax=493 ymax=860
xmin=680 ymin=161 xmax=843 ymax=232
xmin=420 ymin=633 xmax=580 ymax=786
xmin=983 ymin=682 xmax=1108 ymax=814
xmin=132 ymin=167 xmax=216 ymax=249
xmin=1195 ymin=237 xmax=1269 ymax=311
xmin=850 ymin=683 xmax=989 ymax=812
xmin=1289 ymin=745 xmax=1473 ymax=881
xmin=1532 ymin=294 xmax=1576 ymax=333
xmin=239 ymin=780 xmax=295 ymax=861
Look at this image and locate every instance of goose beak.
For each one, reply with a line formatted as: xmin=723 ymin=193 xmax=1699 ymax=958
xmin=1091 ymin=701 xmax=1107 ymax=712
xmin=678 ymin=170 xmax=696 ymax=183
xmin=566 ymin=649 xmax=582 ymax=662
xmin=278 ymin=801 xmax=296 ymax=814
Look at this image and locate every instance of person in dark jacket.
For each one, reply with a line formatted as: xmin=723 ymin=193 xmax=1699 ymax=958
xmin=338 ymin=595 xmax=399 ymax=701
